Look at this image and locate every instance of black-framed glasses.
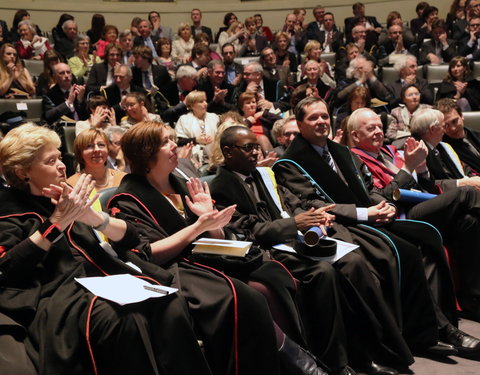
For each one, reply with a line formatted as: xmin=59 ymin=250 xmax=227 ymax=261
xmin=233 ymin=143 xmax=261 ymax=152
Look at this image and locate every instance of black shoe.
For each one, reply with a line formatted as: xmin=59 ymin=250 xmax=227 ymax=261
xmin=278 ymin=335 xmax=329 ymax=375
xmin=334 ymin=365 xmax=357 ymax=375
xmin=441 ymin=323 xmax=480 ymax=357
xmin=415 ymin=341 xmax=458 ymax=357
xmin=363 ymin=362 xmax=398 ymax=375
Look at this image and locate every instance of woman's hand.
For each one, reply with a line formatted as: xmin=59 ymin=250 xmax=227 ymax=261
xmin=185 ymin=178 xmax=215 ymax=216
xmin=195 ymin=205 xmax=236 ymax=233
xmin=48 ymin=174 xmax=98 ymax=230
xmin=177 ymin=142 xmax=193 ymax=159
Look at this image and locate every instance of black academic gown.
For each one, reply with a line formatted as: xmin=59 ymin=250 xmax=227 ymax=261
xmin=443 ymin=128 xmax=480 ymax=175
xmin=0 ymin=187 xmax=211 ymax=375
xmin=210 ymin=166 xmax=415 ymax=369
xmin=273 ymin=135 xmax=443 ymax=351
xmin=108 ymin=173 xmax=300 ymax=375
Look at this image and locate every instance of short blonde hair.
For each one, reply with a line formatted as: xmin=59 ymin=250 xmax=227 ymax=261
xmin=0 ymin=123 xmax=61 ymax=190
xmin=185 ymin=90 xmax=207 ymax=110
xmin=177 ymin=22 xmax=191 ymax=37
xmin=304 ymin=40 xmax=322 ymax=59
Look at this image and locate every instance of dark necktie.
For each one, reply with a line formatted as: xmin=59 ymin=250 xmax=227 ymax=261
xmin=322 ymin=148 xmax=337 ymax=172
xmin=143 ymin=71 xmax=152 ymax=90
xmin=377 ymin=153 xmax=399 ymax=174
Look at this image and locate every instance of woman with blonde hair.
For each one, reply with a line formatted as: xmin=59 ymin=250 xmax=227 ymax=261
xmin=301 ymin=40 xmax=335 ymax=87
xmin=0 ymin=122 xmax=213 ymax=375
xmin=175 ymin=90 xmax=219 ymax=167
xmin=217 ymin=21 xmax=247 ymax=56
xmin=0 ymin=43 xmax=35 ymax=98
xmin=172 ymin=23 xmax=194 ymax=64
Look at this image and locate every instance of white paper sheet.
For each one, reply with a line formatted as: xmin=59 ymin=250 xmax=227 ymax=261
xmin=272 ymin=237 xmax=359 ymax=264
xmin=75 ymin=274 xmax=177 ymax=306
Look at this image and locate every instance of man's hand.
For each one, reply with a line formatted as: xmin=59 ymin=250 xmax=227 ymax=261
xmin=403 ymin=137 xmax=428 ymax=173
xmin=367 ymin=201 xmax=396 ymax=223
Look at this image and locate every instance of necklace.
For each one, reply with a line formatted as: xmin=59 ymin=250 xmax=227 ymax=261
xmin=94 ymin=170 xmax=112 ymax=189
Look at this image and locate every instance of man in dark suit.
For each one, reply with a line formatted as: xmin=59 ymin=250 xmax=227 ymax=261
xmin=306 ymin=6 xmax=326 ymax=41
xmin=349 ymin=107 xmax=480 ymax=330
xmin=131 ymin=45 xmax=171 ymax=92
xmin=260 ymin=47 xmax=293 ymax=88
xmin=418 ymin=19 xmax=457 ymax=65
xmin=377 ymin=25 xmax=415 ymax=66
xmin=211 ymin=125 xmax=410 ymax=375
xmin=221 ymin=43 xmax=243 ymax=86
xmin=42 ymin=63 xmax=87 ymax=125
xmin=386 ymin=55 xmax=434 ymax=106
xmin=273 ymin=97 xmax=466 ymax=357
xmin=436 ymin=98 xmax=480 ymax=174
xmin=197 ymin=60 xmax=236 ymax=114
xmin=101 ymin=64 xmax=146 ymax=123
xmin=86 ymin=44 xmax=122 ymax=95
xmin=457 ymin=16 xmax=480 ymax=62
xmin=54 ymin=20 xmax=77 ymax=59
xmin=231 ymin=61 xmax=288 ymax=112
xmin=190 ymin=8 xmax=213 ymax=43
xmin=133 ymin=19 xmax=159 ymax=59
xmin=242 ymin=16 xmax=268 ymax=57
xmin=344 ymin=2 xmax=382 ymax=39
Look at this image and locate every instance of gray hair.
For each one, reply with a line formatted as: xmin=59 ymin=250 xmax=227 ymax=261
xmin=62 ymin=20 xmax=77 ymax=32
xmin=410 ymin=108 xmax=444 ymax=138
xmin=347 ymin=108 xmax=378 ymax=133
xmin=18 ymin=20 xmax=36 ymax=35
xmin=114 ymin=64 xmax=132 ymax=77
xmin=272 ymin=115 xmax=296 ymax=140
xmin=245 ymin=61 xmax=263 ymax=73
xmin=176 ymin=65 xmax=198 ymax=80
xmin=393 ymin=54 xmax=417 ymax=72
xmin=346 ymin=56 xmax=367 ymax=79
xmin=105 ymin=126 xmax=127 ymax=141
xmin=119 ymin=29 xmax=132 ymax=39
xmin=208 ymin=59 xmax=225 ymax=70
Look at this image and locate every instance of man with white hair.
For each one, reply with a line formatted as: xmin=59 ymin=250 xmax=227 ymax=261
xmin=386 ymin=55 xmax=433 ymax=106
xmin=232 ymin=61 xmax=289 ymax=112
xmin=334 ymin=56 xmax=391 ymax=107
xmin=349 ymin=107 xmax=480 ymax=327
xmin=54 ymin=19 xmax=77 ymax=59
xmin=272 ymin=115 xmax=300 ymax=156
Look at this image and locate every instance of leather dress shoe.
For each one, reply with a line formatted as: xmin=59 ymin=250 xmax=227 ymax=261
xmin=415 ymin=341 xmax=458 ymax=357
xmin=278 ymin=335 xmax=329 ymax=375
xmin=441 ymin=323 xmax=480 ymax=356
xmin=363 ymin=362 xmax=398 ymax=375
xmin=334 ymin=365 xmax=357 ymax=375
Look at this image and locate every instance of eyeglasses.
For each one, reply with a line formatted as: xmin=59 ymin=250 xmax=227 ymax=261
xmin=405 ymin=92 xmax=420 ymax=98
xmin=470 ymin=23 xmax=480 ymax=28
xmin=233 ymin=143 xmax=261 ymax=152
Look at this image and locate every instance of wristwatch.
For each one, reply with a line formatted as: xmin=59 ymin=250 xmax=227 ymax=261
xmin=38 ymin=220 xmax=63 ymax=243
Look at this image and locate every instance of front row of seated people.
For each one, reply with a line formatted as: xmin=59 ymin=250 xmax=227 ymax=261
xmin=2 ymin=97 xmax=480 ymax=375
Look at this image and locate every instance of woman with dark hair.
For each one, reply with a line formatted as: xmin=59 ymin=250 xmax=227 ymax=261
xmin=0 ymin=123 xmax=213 ymax=375
xmin=416 ymin=6 xmax=439 ymax=43
xmin=335 ymin=86 xmax=372 ymax=133
xmin=86 ymin=13 xmax=106 ymax=46
xmin=438 ymin=56 xmax=480 ymax=112
xmin=75 ymin=95 xmax=116 ymax=136
xmin=52 ymin=13 xmax=74 ymax=45
xmin=194 ymin=32 xmax=222 ymax=61
xmin=9 ymin=9 xmax=42 ymax=43
xmin=446 ymin=0 xmax=466 ymax=34
xmin=36 ymin=49 xmax=64 ymax=97
xmin=95 ymin=24 xmax=119 ymax=59
xmin=387 ymin=84 xmax=432 ymax=142
xmin=215 ymin=12 xmax=238 ymax=43
xmin=67 ymin=128 xmax=125 ymax=191
xmin=0 ymin=43 xmax=35 ymax=98
xmin=156 ymin=37 xmax=175 ymax=77
xmin=108 ymin=120 xmax=324 ymax=375
xmin=410 ymin=1 xmax=430 ymax=36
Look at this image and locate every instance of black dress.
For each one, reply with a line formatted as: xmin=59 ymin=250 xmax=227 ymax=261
xmin=0 ymin=187 xmax=212 ymax=375
xmin=108 ymin=173 xmax=303 ymax=375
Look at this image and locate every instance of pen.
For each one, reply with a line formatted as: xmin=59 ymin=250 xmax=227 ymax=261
xmin=143 ymin=285 xmax=169 ymax=295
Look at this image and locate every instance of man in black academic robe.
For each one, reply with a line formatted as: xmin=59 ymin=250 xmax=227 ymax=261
xmin=211 ymin=126 xmax=416 ymax=375
xmin=273 ymin=97 xmax=463 ymax=356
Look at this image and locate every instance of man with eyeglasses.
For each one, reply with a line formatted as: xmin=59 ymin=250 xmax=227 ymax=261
xmin=197 ymin=60 xmax=236 ymax=114
xmin=348 ymin=107 xmax=480 ymax=330
xmin=458 ymin=16 xmax=480 ymax=61
xmin=272 ymin=116 xmax=300 ymax=156
xmin=260 ymin=47 xmax=293 ymax=87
